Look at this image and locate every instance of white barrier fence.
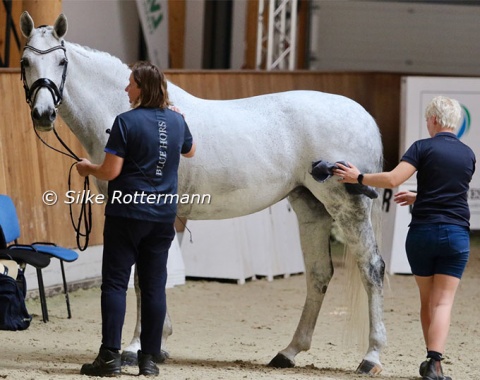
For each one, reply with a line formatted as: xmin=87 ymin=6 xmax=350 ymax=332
xmin=24 ymin=199 xmax=304 ymax=294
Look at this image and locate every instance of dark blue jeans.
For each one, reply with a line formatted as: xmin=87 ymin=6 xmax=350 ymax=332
xmin=406 ymin=223 xmax=470 ymax=279
xmin=101 ymin=216 xmax=175 ymax=354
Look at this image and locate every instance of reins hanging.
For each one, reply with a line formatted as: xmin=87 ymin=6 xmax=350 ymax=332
xmin=22 ymin=40 xmax=92 ymax=251
xmin=33 ymin=127 xmax=92 ymax=251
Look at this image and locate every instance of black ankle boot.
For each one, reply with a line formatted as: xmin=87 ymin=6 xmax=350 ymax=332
xmin=419 ymin=360 xmax=428 ymax=376
xmin=81 ymin=346 xmax=122 ymax=377
xmin=138 ymin=350 xmax=159 ymax=376
xmin=422 ymin=358 xmax=452 ymax=380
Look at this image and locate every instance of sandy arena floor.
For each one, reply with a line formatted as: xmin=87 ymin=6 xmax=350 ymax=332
xmin=1 ymin=235 xmax=479 ymax=380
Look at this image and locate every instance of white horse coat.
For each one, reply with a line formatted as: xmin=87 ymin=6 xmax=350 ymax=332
xmin=19 ymin=12 xmax=386 ymax=375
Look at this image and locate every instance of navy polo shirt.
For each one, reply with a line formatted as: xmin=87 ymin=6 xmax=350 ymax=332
xmin=104 ymin=107 xmax=193 ymax=223
xmin=401 ymin=132 xmax=475 ymax=227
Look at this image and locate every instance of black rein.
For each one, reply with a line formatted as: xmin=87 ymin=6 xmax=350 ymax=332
xmin=20 ymin=39 xmax=92 ymax=251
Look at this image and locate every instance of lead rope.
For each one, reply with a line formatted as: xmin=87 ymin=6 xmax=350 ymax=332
xmin=34 ymin=126 xmax=92 ymax=251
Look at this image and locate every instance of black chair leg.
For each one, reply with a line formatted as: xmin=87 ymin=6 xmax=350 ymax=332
xmin=60 ymin=260 xmax=72 ymax=319
xmin=36 ymin=268 xmax=49 ymax=322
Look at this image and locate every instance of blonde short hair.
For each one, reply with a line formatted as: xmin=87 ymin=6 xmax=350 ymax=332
xmin=425 ymin=95 xmax=462 ymax=130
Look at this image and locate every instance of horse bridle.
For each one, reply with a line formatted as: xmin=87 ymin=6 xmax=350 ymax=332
xmin=20 ymin=39 xmax=91 ymax=252
xmin=20 ymin=40 xmax=68 ymax=109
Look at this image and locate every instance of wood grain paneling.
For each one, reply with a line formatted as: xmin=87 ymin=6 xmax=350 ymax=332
xmin=21 ymin=0 xmax=63 ymax=26
xmin=0 ymin=70 xmax=104 ymax=249
xmin=166 ymin=70 xmax=401 ymax=168
xmin=0 ymin=0 xmax=23 ymax=68
xmin=168 ymin=0 xmax=186 ymax=68
xmin=1 ymin=69 xmax=401 ymax=248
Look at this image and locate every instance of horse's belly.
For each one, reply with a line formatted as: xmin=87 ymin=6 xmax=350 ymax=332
xmin=177 ymin=180 xmax=294 ymax=220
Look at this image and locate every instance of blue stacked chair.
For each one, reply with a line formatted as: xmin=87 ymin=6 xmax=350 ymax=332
xmin=0 ymin=194 xmax=78 ymax=322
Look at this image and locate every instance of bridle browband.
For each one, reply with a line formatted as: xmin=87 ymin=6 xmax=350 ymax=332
xmin=20 ymin=38 xmax=91 ymax=251
xmin=20 ymin=40 xmax=68 ymax=109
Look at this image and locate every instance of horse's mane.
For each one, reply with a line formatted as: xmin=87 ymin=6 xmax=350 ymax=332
xmin=61 ymin=40 xmax=132 ymax=108
xmin=61 ymin=38 xmax=192 ymax=105
xmin=65 ymin=40 xmax=130 ymax=76
xmin=67 ymin=41 xmax=125 ymax=62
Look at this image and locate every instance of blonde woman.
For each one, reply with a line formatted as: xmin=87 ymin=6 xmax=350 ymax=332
xmin=334 ymin=96 xmax=475 ymax=380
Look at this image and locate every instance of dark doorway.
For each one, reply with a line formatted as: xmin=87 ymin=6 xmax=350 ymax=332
xmin=202 ymin=0 xmax=233 ymax=69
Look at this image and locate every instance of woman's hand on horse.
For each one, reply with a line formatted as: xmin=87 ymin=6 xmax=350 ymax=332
xmin=333 ymin=162 xmax=361 ymax=183
xmin=169 ymin=105 xmax=185 ymax=118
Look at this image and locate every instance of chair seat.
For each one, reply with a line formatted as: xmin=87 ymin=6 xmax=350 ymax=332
xmin=0 ymin=249 xmax=51 ymax=269
xmin=0 ymin=194 xmax=77 ymax=321
xmin=32 ymin=244 xmax=79 ymax=262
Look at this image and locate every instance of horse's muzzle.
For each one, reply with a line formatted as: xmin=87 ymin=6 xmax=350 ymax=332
xmin=34 ymin=124 xmax=54 ymax=132
xmin=31 ymin=107 xmax=57 ymax=131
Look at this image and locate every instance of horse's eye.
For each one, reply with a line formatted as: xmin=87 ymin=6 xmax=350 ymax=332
xmin=59 ymin=58 xmax=67 ymax=66
xmin=22 ymin=58 xmax=30 ymax=67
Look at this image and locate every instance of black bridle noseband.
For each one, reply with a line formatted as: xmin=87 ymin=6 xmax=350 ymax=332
xmin=20 ymin=39 xmax=92 ymax=251
xmin=20 ymin=40 xmax=68 ymax=109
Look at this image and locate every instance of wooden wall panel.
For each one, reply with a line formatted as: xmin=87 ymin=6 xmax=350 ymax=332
xmin=168 ymin=0 xmax=186 ymax=68
xmin=166 ymin=71 xmax=401 ymax=168
xmin=0 ymin=70 xmax=104 ymax=249
xmin=1 ymin=69 xmax=401 ymax=248
xmin=0 ymin=0 xmax=23 ymax=68
xmin=244 ymin=0 xmax=259 ymax=69
xmin=22 ymin=0 xmax=63 ymax=26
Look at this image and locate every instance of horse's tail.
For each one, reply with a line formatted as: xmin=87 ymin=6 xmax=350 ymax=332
xmin=342 ymin=159 xmax=384 ymax=353
xmin=341 ymin=243 xmax=369 ymax=353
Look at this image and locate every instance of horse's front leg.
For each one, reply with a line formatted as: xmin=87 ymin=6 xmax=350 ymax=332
xmin=121 ymin=264 xmax=173 ymax=366
xmin=269 ymin=188 xmax=333 ymax=368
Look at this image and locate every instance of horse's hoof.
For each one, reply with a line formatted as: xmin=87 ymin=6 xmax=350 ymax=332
xmin=268 ymin=353 xmax=295 ymax=368
xmin=121 ymin=351 xmax=138 ymax=366
xmin=153 ymin=350 xmax=170 ymax=364
xmin=355 ymin=359 xmax=382 ymax=376
xmin=122 ymin=350 xmax=169 ymax=366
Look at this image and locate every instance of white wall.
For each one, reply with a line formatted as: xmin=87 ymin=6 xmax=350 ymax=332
xmin=184 ymin=0 xmax=205 ymax=69
xmin=62 ymin=0 xmax=140 ymax=64
xmin=62 ymin=0 xmax=247 ymax=69
xmin=309 ymin=0 xmax=480 ymax=75
xmin=60 ymin=0 xmax=480 ymax=74
xmin=231 ymin=0 xmax=247 ymax=69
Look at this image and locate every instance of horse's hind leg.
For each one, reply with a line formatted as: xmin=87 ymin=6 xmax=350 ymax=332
xmin=269 ymin=187 xmax=334 ymax=368
xmin=333 ymin=197 xmax=386 ymax=375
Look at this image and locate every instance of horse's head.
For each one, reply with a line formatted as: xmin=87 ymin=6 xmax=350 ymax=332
xmin=20 ymin=12 xmax=68 ymax=132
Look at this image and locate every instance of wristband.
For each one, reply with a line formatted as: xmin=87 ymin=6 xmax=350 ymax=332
xmin=357 ymin=173 xmax=364 ymax=185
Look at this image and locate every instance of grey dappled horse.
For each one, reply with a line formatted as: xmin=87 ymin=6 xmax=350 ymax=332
xmin=19 ymin=12 xmax=386 ymax=375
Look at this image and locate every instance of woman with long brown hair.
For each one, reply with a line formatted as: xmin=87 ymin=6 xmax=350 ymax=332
xmin=77 ymin=61 xmax=195 ymax=377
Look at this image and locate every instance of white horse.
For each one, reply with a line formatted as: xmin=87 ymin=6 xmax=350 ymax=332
xmin=19 ymin=12 xmax=386 ymax=375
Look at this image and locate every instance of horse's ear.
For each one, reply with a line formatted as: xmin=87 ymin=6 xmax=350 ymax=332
xmin=53 ymin=13 xmax=68 ymax=39
xmin=20 ymin=11 xmax=34 ymax=38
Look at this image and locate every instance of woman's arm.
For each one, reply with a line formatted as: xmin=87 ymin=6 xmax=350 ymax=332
xmin=182 ymin=142 xmax=196 ymax=158
xmin=333 ymin=161 xmax=416 ymax=189
xmin=76 ymin=153 xmax=124 ymax=181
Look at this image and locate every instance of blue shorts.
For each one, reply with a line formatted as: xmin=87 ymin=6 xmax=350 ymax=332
xmin=405 ymin=224 xmax=470 ymax=279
